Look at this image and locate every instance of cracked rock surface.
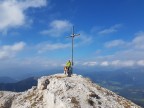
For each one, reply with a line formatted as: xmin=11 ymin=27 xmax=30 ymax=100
xmin=0 ymin=74 xmax=141 ymax=108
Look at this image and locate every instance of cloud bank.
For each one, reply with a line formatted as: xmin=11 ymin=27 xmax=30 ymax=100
xmin=83 ymin=32 xmax=144 ymax=68
xmin=0 ymin=0 xmax=47 ymax=33
xmin=0 ymin=42 xmax=26 ymax=60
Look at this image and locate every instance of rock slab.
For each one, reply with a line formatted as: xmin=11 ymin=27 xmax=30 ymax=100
xmin=0 ymin=74 xmax=141 ymax=108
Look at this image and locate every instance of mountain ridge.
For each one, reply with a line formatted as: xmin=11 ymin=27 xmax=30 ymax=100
xmin=0 ymin=74 xmax=141 ymax=108
xmin=0 ymin=77 xmax=17 ymax=83
xmin=0 ymin=77 xmax=37 ymax=92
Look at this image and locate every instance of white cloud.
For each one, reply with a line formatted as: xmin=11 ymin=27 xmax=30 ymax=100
xmin=74 ymin=32 xmax=93 ymax=46
xmin=104 ymin=31 xmax=144 ymax=49
xmin=132 ymin=35 xmax=144 ymax=49
xmin=0 ymin=0 xmax=24 ymax=32
xmin=92 ymin=32 xmax=144 ymax=68
xmin=37 ymin=42 xmax=71 ymax=53
xmin=41 ymin=20 xmax=73 ymax=37
xmin=76 ymin=31 xmax=92 ymax=45
xmin=82 ymin=61 xmax=97 ymax=66
xmin=0 ymin=42 xmax=26 ymax=59
xmin=0 ymin=0 xmax=47 ymax=33
xmin=128 ymin=33 xmax=144 ymax=50
xmin=111 ymin=60 xmax=136 ymax=67
xmin=77 ymin=59 xmax=144 ymax=68
xmin=103 ymin=32 xmax=144 ymax=61
xmin=111 ymin=60 xmax=121 ymax=66
xmin=38 ymin=30 xmax=93 ymax=53
xmin=37 ymin=30 xmax=93 ymax=53
xmin=120 ymin=60 xmax=135 ymax=67
xmin=137 ymin=60 xmax=144 ymax=66
xmin=105 ymin=39 xmax=125 ymax=48
xmin=19 ymin=0 xmax=47 ymax=9
xmin=82 ymin=60 xmax=136 ymax=67
xmin=98 ymin=24 xmax=122 ymax=35
xmin=0 ymin=56 xmax=64 ymax=76
xmin=100 ymin=61 xmax=109 ymax=66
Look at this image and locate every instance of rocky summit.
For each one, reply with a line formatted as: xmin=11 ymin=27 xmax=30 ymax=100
xmin=0 ymin=74 xmax=141 ymax=108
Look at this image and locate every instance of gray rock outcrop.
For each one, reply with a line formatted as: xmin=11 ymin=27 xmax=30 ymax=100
xmin=0 ymin=74 xmax=141 ymax=108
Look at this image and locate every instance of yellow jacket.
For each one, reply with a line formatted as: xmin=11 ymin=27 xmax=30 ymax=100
xmin=66 ymin=61 xmax=71 ymax=67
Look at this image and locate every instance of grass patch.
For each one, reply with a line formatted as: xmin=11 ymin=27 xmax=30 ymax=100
xmin=71 ymin=97 xmax=80 ymax=108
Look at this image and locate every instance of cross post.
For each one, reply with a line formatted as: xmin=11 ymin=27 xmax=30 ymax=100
xmin=66 ymin=26 xmax=80 ymax=74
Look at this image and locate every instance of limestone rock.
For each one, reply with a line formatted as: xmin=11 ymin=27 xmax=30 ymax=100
xmin=0 ymin=74 xmax=141 ymax=108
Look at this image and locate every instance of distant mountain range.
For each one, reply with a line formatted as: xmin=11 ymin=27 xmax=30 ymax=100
xmin=0 ymin=77 xmax=18 ymax=83
xmin=0 ymin=77 xmax=37 ymax=92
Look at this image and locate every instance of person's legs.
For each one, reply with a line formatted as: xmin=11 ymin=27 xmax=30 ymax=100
xmin=67 ymin=67 xmax=72 ymax=77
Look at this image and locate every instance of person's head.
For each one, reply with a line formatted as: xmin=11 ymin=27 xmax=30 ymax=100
xmin=68 ymin=60 xmax=71 ymax=62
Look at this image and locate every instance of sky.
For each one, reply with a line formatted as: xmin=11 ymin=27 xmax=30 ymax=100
xmin=0 ymin=0 xmax=144 ymax=76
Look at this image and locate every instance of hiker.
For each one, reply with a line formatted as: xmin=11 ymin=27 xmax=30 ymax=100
xmin=64 ymin=60 xmax=71 ymax=75
xmin=66 ymin=60 xmax=71 ymax=71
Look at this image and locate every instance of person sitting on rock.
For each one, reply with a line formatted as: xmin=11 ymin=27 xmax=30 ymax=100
xmin=64 ymin=66 xmax=68 ymax=74
xmin=64 ymin=60 xmax=72 ymax=75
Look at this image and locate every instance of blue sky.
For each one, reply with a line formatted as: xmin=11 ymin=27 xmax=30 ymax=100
xmin=0 ymin=0 xmax=144 ymax=76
